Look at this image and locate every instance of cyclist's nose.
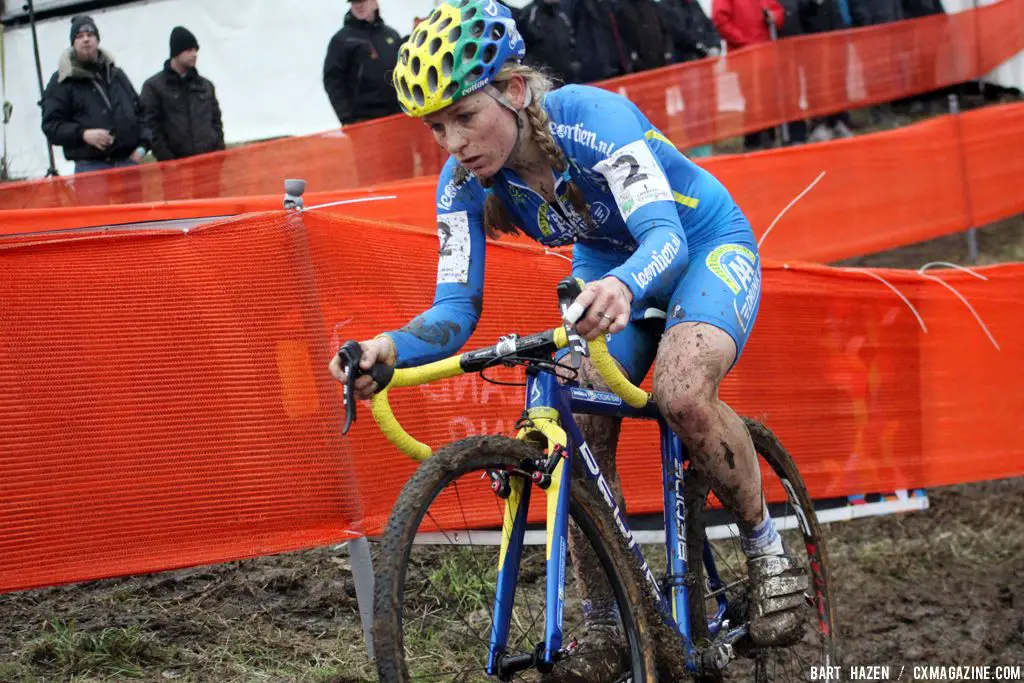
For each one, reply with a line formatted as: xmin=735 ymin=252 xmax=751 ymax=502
xmin=445 ymin=125 xmax=467 ymax=155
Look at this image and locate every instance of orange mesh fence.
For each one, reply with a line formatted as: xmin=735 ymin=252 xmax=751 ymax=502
xmin=4 ymin=103 xmax=1024 ymax=267
xmin=4 ymin=210 xmax=1022 ymax=593
xmin=1 ymin=0 xmax=1022 ymax=211
xmin=0 ymin=214 xmax=364 ymax=593
xmin=306 ymin=213 xmax=1023 ymax=536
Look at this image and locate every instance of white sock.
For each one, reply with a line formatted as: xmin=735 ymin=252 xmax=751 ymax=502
xmin=740 ymin=502 xmax=784 ymax=558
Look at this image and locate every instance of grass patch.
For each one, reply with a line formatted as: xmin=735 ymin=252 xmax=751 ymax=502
xmin=26 ymin=618 xmax=162 ymax=679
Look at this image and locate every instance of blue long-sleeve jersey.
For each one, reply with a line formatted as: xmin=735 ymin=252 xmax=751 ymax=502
xmin=384 ymin=84 xmax=750 ymax=367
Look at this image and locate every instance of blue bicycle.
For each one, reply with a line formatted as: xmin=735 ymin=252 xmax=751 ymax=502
xmin=340 ymin=278 xmax=838 ymax=681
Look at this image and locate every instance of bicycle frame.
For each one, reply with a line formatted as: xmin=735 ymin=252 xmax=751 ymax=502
xmin=486 ymin=364 xmax=741 ymax=676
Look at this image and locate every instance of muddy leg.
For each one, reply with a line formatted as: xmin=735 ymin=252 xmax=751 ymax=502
xmin=651 ymin=322 xmax=764 ymax=531
xmin=568 ymin=361 xmax=626 ymax=626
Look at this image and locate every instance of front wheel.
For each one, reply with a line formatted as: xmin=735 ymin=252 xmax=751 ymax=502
xmin=373 ymin=435 xmax=660 ymax=682
xmin=686 ymin=418 xmax=840 ymax=681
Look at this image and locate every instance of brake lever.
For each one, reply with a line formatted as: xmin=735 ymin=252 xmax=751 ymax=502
xmin=337 ymin=340 xmax=363 ymax=434
xmin=337 ymin=340 xmax=397 ymax=435
xmin=556 ymin=276 xmax=589 ymax=369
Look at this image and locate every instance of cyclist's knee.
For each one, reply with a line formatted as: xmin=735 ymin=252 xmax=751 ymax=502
xmin=654 ymin=375 xmax=718 ymax=448
xmin=652 ymin=324 xmax=729 ymax=449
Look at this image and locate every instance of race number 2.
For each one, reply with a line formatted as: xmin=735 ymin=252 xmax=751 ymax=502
xmin=594 ymin=140 xmax=673 ymax=221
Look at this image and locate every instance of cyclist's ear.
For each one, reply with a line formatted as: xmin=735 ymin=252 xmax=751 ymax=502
xmin=502 ymin=75 xmax=528 ymax=111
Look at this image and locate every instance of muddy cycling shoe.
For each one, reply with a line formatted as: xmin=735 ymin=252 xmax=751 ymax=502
xmin=540 ymin=625 xmax=629 ymax=683
xmin=747 ymin=549 xmax=810 ymax=647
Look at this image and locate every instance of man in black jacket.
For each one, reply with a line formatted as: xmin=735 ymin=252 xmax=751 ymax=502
xmin=571 ymin=0 xmax=629 ymax=82
xmin=517 ymin=0 xmax=581 ymax=84
xmin=140 ymin=27 xmax=225 ymax=162
xmin=323 ymin=0 xmax=402 ymax=125
xmin=41 ymin=15 xmax=149 ymax=174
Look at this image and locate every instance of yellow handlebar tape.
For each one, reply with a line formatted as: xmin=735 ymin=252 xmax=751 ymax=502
xmin=369 ymin=354 xmax=465 ymax=461
xmin=370 ymin=328 xmax=650 ymax=462
xmin=554 ymin=326 xmax=650 ymax=408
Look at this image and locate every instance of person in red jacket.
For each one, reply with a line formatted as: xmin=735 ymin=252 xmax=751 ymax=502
xmin=712 ymin=0 xmax=785 ymax=149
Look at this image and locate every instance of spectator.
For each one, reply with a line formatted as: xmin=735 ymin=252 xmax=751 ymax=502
xmin=773 ymin=0 xmax=810 ymax=146
xmin=323 ymin=0 xmax=402 ymax=125
xmin=140 ymin=27 xmax=225 ymax=162
xmin=661 ymin=0 xmax=721 ymax=153
xmin=798 ymin=0 xmax=856 ymax=140
xmin=517 ymin=0 xmax=581 ymax=84
xmin=571 ymin=0 xmax=630 ymax=81
xmin=848 ymin=0 xmax=901 ymax=26
xmin=41 ymin=15 xmax=149 ymax=174
xmin=712 ymin=0 xmax=786 ymax=149
xmin=662 ymin=0 xmax=722 ymax=63
xmin=616 ymin=0 xmax=674 ymax=73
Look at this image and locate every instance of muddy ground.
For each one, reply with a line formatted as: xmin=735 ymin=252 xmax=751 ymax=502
xmin=2 ymin=216 xmax=1021 ymax=682
xmin=1 ymin=476 xmax=1021 ymax=682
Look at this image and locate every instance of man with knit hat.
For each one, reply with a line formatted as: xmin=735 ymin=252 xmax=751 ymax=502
xmin=140 ymin=26 xmax=225 ymax=164
xmin=41 ymin=15 xmax=150 ymax=174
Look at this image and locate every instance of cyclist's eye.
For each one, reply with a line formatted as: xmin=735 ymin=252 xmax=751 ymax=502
xmin=457 ymin=112 xmax=474 ymax=124
xmin=429 ymin=123 xmax=445 ymax=135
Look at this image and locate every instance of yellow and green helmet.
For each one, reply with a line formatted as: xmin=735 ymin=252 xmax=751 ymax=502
xmin=393 ymin=0 xmax=525 ymax=118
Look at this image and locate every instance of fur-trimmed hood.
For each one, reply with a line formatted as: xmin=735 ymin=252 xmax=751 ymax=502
xmin=56 ymin=47 xmax=117 ymax=83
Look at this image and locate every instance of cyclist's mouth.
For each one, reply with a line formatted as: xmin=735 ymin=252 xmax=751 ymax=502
xmin=461 ymin=155 xmax=484 ymax=169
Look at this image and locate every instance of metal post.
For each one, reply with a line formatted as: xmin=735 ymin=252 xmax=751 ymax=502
xmin=948 ymin=94 xmax=978 ymax=262
xmin=765 ymin=10 xmax=790 ymax=146
xmin=25 ymin=0 xmax=59 ymax=176
xmin=346 ymin=536 xmax=376 ymax=660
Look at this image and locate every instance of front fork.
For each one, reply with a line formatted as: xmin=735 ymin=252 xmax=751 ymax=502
xmin=487 ymin=400 xmax=573 ymax=675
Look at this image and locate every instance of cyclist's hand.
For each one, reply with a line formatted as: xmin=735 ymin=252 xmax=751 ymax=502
xmin=328 ymin=336 xmax=396 ymax=400
xmin=567 ymin=277 xmax=633 ymax=341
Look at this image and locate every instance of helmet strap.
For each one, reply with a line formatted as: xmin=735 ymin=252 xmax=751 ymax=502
xmin=484 ymin=83 xmax=534 ymax=170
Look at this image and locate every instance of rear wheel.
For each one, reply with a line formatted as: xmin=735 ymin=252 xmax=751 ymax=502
xmin=686 ymin=419 xmax=839 ymax=681
xmin=373 ymin=435 xmax=660 ymax=682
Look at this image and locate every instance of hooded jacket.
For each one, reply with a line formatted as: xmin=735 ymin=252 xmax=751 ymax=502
xmin=41 ymin=47 xmax=149 ymax=161
xmin=140 ymin=61 xmax=225 ymax=161
xmin=322 ymin=10 xmax=402 ymax=125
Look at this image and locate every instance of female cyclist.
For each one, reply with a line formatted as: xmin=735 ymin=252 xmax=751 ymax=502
xmin=329 ymin=0 xmax=807 ymax=677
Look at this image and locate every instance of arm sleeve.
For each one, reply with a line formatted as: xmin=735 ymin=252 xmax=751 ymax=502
xmin=210 ymin=85 xmax=226 ymax=149
xmin=381 ymin=167 xmax=488 ymax=368
xmin=712 ymin=0 xmax=746 ymax=47
xmin=40 ymin=76 xmax=83 ymax=148
xmin=123 ymin=73 xmax=152 ymax=150
xmin=140 ymin=81 xmax=172 ymax=161
xmin=569 ymin=95 xmax=691 ymax=304
xmin=323 ymin=34 xmax=352 ymax=124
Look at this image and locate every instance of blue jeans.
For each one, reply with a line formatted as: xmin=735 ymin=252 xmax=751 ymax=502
xmin=74 ymin=159 xmax=138 ymax=174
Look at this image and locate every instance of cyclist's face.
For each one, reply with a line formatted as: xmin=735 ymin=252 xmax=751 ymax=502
xmin=423 ymin=90 xmax=519 ymax=178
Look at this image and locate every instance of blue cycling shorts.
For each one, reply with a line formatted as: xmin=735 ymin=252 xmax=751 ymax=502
xmin=571 ymin=234 xmax=762 ymax=383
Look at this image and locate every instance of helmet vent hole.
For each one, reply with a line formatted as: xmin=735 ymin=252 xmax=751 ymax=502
xmin=490 ymin=23 xmax=506 ymax=40
xmin=464 ymin=7 xmax=477 ymax=20
xmin=462 ymin=42 xmax=478 ymax=61
xmin=470 ymin=19 xmax=485 ymax=38
xmin=414 ymin=30 xmax=427 ymax=47
xmin=427 ymin=65 xmax=439 ymax=93
xmin=466 ymin=64 xmax=484 ymax=83
xmin=482 ymin=43 xmax=497 ymax=64
xmin=411 ymin=56 xmax=421 ymax=76
xmin=400 ymin=47 xmax=409 ymax=66
xmin=412 ymin=84 xmax=425 ymax=107
xmin=448 ymin=26 xmax=462 ymax=42
xmin=428 ymin=37 xmax=442 ymax=56
xmin=441 ymin=51 xmax=454 ymax=77
xmin=399 ymin=77 xmax=412 ymax=101
xmin=437 ymin=16 xmax=453 ymax=32
xmin=443 ymin=82 xmax=459 ymax=99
